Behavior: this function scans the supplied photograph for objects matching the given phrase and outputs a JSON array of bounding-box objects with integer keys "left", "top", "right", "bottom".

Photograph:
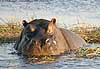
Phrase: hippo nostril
[
  {"left": 45, "top": 38, "right": 51, "bottom": 46},
  {"left": 45, "top": 38, "right": 57, "bottom": 46},
  {"left": 53, "top": 40, "right": 56, "bottom": 45},
  {"left": 46, "top": 38, "right": 50, "bottom": 43}
]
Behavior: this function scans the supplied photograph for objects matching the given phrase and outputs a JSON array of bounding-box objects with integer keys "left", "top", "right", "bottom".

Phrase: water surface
[
  {"left": 0, "top": 0, "right": 100, "bottom": 27},
  {"left": 0, "top": 43, "right": 100, "bottom": 69}
]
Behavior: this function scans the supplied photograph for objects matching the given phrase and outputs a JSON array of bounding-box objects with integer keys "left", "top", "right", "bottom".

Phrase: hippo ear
[
  {"left": 47, "top": 18, "right": 56, "bottom": 34},
  {"left": 22, "top": 20, "right": 28, "bottom": 27},
  {"left": 51, "top": 18, "right": 56, "bottom": 24}
]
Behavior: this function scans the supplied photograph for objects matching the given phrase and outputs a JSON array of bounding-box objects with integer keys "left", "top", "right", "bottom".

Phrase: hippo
[{"left": 14, "top": 18, "right": 86, "bottom": 57}]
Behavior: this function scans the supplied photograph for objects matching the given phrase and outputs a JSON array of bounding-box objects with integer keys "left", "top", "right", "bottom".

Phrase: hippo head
[
  {"left": 14, "top": 18, "right": 68, "bottom": 57},
  {"left": 22, "top": 18, "right": 57, "bottom": 48}
]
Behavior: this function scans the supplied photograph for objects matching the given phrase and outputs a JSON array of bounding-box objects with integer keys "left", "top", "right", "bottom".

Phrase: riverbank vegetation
[
  {"left": 0, "top": 23, "right": 100, "bottom": 43},
  {"left": 69, "top": 25, "right": 100, "bottom": 43},
  {"left": 0, "top": 23, "right": 22, "bottom": 43}
]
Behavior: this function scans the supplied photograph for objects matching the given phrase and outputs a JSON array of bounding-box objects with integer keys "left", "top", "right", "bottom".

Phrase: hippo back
[{"left": 60, "top": 28, "right": 86, "bottom": 51}]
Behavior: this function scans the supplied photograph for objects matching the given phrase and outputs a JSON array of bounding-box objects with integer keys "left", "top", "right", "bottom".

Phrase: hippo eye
[{"left": 29, "top": 25, "right": 36, "bottom": 32}]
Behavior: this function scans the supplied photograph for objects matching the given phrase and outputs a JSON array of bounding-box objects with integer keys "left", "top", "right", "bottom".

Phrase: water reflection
[{"left": 0, "top": 43, "right": 100, "bottom": 69}]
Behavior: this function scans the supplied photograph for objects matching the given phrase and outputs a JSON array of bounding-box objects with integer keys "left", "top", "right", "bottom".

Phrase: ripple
[{"left": 0, "top": 43, "right": 100, "bottom": 69}]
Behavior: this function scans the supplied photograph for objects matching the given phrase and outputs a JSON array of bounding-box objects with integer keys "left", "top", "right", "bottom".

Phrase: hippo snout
[
  {"left": 30, "top": 37, "right": 57, "bottom": 47},
  {"left": 45, "top": 38, "right": 57, "bottom": 46}
]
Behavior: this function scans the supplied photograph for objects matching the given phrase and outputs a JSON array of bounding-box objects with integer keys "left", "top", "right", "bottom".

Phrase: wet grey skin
[{"left": 14, "top": 18, "right": 87, "bottom": 57}]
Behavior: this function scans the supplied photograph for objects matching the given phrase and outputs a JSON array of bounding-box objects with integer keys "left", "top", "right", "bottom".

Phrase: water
[
  {"left": 0, "top": 0, "right": 100, "bottom": 27},
  {"left": 0, "top": 43, "right": 100, "bottom": 69}
]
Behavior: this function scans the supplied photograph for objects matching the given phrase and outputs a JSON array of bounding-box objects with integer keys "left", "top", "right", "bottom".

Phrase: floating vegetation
[
  {"left": 26, "top": 56, "right": 56, "bottom": 64},
  {"left": 75, "top": 47, "right": 100, "bottom": 58}
]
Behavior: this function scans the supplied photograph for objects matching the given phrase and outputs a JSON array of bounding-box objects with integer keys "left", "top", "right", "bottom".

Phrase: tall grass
[{"left": 0, "top": 17, "right": 22, "bottom": 43}]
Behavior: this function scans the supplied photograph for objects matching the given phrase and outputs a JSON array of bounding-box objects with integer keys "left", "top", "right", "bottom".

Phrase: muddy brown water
[{"left": 0, "top": 43, "right": 100, "bottom": 69}]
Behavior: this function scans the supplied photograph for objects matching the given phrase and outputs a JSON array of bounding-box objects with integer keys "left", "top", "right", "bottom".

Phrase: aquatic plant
[{"left": 75, "top": 47, "right": 100, "bottom": 58}]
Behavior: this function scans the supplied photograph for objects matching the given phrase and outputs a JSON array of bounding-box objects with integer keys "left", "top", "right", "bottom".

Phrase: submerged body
[{"left": 14, "top": 18, "right": 86, "bottom": 57}]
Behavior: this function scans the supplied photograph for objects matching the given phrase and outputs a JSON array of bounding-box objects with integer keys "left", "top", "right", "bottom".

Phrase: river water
[
  {"left": 0, "top": 43, "right": 100, "bottom": 69},
  {"left": 0, "top": 0, "right": 100, "bottom": 27},
  {"left": 0, "top": 0, "right": 100, "bottom": 69}
]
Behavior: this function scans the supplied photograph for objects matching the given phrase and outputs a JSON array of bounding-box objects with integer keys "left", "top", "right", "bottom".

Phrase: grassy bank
[
  {"left": 0, "top": 23, "right": 22, "bottom": 43},
  {"left": 0, "top": 23, "right": 100, "bottom": 43},
  {"left": 71, "top": 26, "right": 100, "bottom": 43}
]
